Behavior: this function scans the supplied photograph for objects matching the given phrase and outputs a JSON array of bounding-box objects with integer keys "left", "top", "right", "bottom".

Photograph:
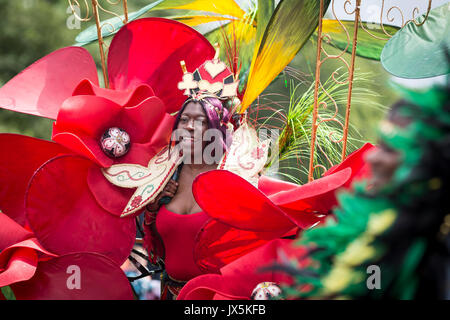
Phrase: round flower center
[{"left": 100, "top": 127, "right": 131, "bottom": 158}]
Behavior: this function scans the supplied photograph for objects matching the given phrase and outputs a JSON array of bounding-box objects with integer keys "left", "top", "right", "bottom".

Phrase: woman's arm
[{"left": 146, "top": 180, "right": 178, "bottom": 212}]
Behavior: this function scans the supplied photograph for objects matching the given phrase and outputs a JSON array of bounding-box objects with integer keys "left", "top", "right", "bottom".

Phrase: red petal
[
  {"left": 193, "top": 170, "right": 295, "bottom": 233},
  {"left": 72, "top": 80, "right": 165, "bottom": 142},
  {"left": 25, "top": 155, "right": 136, "bottom": 266},
  {"left": 0, "top": 213, "right": 33, "bottom": 251},
  {"left": 194, "top": 169, "right": 352, "bottom": 232},
  {"left": 0, "top": 236, "right": 59, "bottom": 287},
  {"left": 269, "top": 169, "right": 351, "bottom": 207},
  {"left": 52, "top": 130, "right": 113, "bottom": 168},
  {"left": 72, "top": 79, "right": 155, "bottom": 107},
  {"left": 270, "top": 168, "right": 352, "bottom": 228},
  {"left": 0, "top": 134, "right": 69, "bottom": 225},
  {"left": 0, "top": 247, "right": 37, "bottom": 287},
  {"left": 87, "top": 165, "right": 135, "bottom": 217},
  {"left": 54, "top": 95, "right": 122, "bottom": 138},
  {"left": 181, "top": 239, "right": 297, "bottom": 300},
  {"left": 324, "top": 142, "right": 374, "bottom": 187},
  {"left": 258, "top": 175, "right": 299, "bottom": 196},
  {"left": 107, "top": 18, "right": 215, "bottom": 113},
  {"left": 53, "top": 94, "right": 169, "bottom": 167},
  {"left": 0, "top": 238, "right": 57, "bottom": 273},
  {"left": 147, "top": 113, "right": 176, "bottom": 156},
  {"left": 177, "top": 274, "right": 242, "bottom": 300},
  {"left": 10, "top": 252, "right": 134, "bottom": 300},
  {"left": 120, "top": 97, "right": 166, "bottom": 143},
  {"left": 113, "top": 113, "right": 174, "bottom": 166},
  {"left": 194, "top": 219, "right": 286, "bottom": 274},
  {"left": 0, "top": 47, "right": 98, "bottom": 119}
]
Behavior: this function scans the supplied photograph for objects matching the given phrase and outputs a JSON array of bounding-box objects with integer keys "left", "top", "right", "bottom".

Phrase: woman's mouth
[{"left": 181, "top": 136, "right": 195, "bottom": 142}]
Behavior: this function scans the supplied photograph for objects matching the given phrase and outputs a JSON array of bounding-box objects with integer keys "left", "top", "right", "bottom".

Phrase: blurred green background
[{"left": 0, "top": 0, "right": 401, "bottom": 178}]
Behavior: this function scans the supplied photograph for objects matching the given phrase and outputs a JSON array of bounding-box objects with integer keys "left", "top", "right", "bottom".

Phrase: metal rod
[
  {"left": 341, "top": 0, "right": 361, "bottom": 161},
  {"left": 308, "top": 0, "right": 325, "bottom": 182},
  {"left": 92, "top": 0, "right": 109, "bottom": 88}
]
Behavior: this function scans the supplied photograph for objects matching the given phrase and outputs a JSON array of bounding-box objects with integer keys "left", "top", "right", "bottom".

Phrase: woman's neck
[{"left": 183, "top": 162, "right": 217, "bottom": 174}]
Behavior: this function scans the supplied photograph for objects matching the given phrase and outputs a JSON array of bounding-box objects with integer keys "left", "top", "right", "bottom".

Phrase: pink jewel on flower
[{"left": 100, "top": 127, "right": 131, "bottom": 158}]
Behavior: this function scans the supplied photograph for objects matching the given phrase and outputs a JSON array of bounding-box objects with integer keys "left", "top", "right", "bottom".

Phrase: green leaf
[
  {"left": 318, "top": 19, "right": 400, "bottom": 61},
  {"left": 1, "top": 286, "right": 16, "bottom": 300},
  {"left": 255, "top": 0, "right": 275, "bottom": 47},
  {"left": 74, "top": 0, "right": 164, "bottom": 46},
  {"left": 151, "top": 0, "right": 247, "bottom": 18},
  {"left": 240, "top": 0, "right": 332, "bottom": 111},
  {"left": 381, "top": 3, "right": 450, "bottom": 79}
]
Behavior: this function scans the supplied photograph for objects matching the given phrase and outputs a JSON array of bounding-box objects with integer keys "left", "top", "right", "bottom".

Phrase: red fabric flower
[
  {"left": 0, "top": 211, "right": 134, "bottom": 300},
  {"left": 192, "top": 143, "right": 374, "bottom": 273},
  {"left": 0, "top": 18, "right": 216, "bottom": 299}
]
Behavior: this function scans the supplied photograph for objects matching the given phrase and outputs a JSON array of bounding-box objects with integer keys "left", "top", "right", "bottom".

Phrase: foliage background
[{"left": 0, "top": 0, "right": 402, "bottom": 178}]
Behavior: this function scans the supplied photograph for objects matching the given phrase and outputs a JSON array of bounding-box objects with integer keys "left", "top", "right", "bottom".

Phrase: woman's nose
[{"left": 185, "top": 119, "right": 195, "bottom": 130}]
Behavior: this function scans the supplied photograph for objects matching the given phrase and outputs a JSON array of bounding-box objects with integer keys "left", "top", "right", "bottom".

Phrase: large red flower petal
[
  {"left": 193, "top": 170, "right": 295, "bottom": 233},
  {"left": 53, "top": 94, "right": 168, "bottom": 168},
  {"left": 52, "top": 129, "right": 113, "bottom": 168},
  {"left": 0, "top": 134, "right": 69, "bottom": 225},
  {"left": 181, "top": 239, "right": 298, "bottom": 300},
  {"left": 0, "top": 238, "right": 57, "bottom": 287},
  {"left": 107, "top": 18, "right": 215, "bottom": 113},
  {"left": 120, "top": 97, "right": 166, "bottom": 143},
  {"left": 87, "top": 166, "right": 135, "bottom": 217},
  {"left": 0, "top": 47, "right": 98, "bottom": 119},
  {"left": 257, "top": 176, "right": 299, "bottom": 196},
  {"left": 72, "top": 79, "right": 155, "bottom": 107},
  {"left": 324, "top": 142, "right": 374, "bottom": 187},
  {"left": 71, "top": 80, "right": 166, "bottom": 143},
  {"left": 193, "top": 169, "right": 351, "bottom": 232},
  {"left": 25, "top": 155, "right": 136, "bottom": 266},
  {"left": 271, "top": 168, "right": 351, "bottom": 228},
  {"left": 0, "top": 212, "right": 33, "bottom": 251},
  {"left": 0, "top": 247, "right": 37, "bottom": 288},
  {"left": 192, "top": 169, "right": 352, "bottom": 272},
  {"left": 54, "top": 95, "right": 122, "bottom": 138},
  {"left": 10, "top": 252, "right": 134, "bottom": 300}
]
